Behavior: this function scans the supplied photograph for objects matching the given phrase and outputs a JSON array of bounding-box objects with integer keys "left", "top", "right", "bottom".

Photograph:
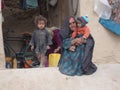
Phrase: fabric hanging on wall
[
  {"left": 19, "top": 0, "right": 27, "bottom": 10},
  {"left": 99, "top": 18, "right": 120, "bottom": 35},
  {"left": 96, "top": 0, "right": 120, "bottom": 36},
  {"left": 108, "top": 0, "right": 120, "bottom": 24},
  {"left": 26, "top": 0, "right": 38, "bottom": 8}
]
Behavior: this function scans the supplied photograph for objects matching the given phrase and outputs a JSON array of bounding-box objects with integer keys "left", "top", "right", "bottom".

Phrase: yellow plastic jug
[{"left": 49, "top": 53, "right": 61, "bottom": 67}]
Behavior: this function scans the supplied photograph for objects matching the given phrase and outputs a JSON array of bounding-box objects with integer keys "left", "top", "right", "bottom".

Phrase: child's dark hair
[{"left": 34, "top": 15, "right": 47, "bottom": 26}]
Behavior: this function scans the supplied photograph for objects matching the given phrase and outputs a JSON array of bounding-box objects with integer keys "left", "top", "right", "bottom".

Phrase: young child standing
[
  {"left": 69, "top": 16, "right": 90, "bottom": 51},
  {"left": 30, "top": 15, "right": 52, "bottom": 67}
]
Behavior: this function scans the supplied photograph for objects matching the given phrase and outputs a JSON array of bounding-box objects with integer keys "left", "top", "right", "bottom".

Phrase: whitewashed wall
[
  {"left": 80, "top": 0, "right": 120, "bottom": 64},
  {"left": 0, "top": 0, "right": 5, "bottom": 68}
]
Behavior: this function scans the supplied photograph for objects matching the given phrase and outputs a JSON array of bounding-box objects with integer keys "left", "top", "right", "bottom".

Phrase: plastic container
[
  {"left": 48, "top": 53, "right": 61, "bottom": 67},
  {"left": 94, "top": 0, "right": 112, "bottom": 19},
  {"left": 13, "top": 58, "right": 17, "bottom": 68},
  {"left": 6, "top": 57, "right": 12, "bottom": 68},
  {"left": 6, "top": 62, "right": 11, "bottom": 68}
]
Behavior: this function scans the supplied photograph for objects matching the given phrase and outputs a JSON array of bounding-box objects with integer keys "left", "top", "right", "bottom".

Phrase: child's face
[
  {"left": 77, "top": 21, "right": 82, "bottom": 27},
  {"left": 37, "top": 20, "right": 45, "bottom": 30}
]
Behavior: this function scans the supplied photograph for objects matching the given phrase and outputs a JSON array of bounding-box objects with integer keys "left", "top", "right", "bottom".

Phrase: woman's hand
[
  {"left": 72, "top": 38, "right": 82, "bottom": 45},
  {"left": 76, "top": 38, "right": 82, "bottom": 45}
]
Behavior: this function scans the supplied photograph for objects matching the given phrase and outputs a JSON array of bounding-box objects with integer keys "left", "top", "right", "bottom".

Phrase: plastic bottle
[
  {"left": 13, "top": 58, "right": 17, "bottom": 68},
  {"left": 6, "top": 57, "right": 12, "bottom": 68}
]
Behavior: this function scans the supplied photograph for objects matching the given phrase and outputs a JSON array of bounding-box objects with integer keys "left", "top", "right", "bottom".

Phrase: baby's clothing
[{"left": 72, "top": 26, "right": 90, "bottom": 39}]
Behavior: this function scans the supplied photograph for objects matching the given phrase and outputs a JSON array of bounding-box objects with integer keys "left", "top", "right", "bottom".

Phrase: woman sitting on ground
[{"left": 58, "top": 16, "right": 97, "bottom": 76}]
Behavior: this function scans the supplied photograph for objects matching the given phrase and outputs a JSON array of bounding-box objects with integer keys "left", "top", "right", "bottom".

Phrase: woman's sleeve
[{"left": 62, "top": 38, "right": 73, "bottom": 49}]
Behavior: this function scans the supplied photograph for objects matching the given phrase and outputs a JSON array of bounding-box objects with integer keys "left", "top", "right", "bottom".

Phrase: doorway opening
[{"left": 1, "top": 0, "right": 79, "bottom": 69}]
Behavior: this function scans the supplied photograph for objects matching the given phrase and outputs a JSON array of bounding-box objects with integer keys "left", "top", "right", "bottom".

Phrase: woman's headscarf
[{"left": 59, "top": 16, "right": 76, "bottom": 40}]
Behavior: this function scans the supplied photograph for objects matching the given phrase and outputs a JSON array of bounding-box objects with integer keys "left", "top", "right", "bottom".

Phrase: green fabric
[
  {"left": 26, "top": 0, "right": 38, "bottom": 8},
  {"left": 59, "top": 37, "right": 85, "bottom": 76}
]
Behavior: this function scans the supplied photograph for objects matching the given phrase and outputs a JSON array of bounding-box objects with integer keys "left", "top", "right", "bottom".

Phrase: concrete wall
[
  {"left": 0, "top": 64, "right": 120, "bottom": 90},
  {"left": 0, "top": 0, "right": 5, "bottom": 68},
  {"left": 80, "top": 0, "right": 120, "bottom": 64}
]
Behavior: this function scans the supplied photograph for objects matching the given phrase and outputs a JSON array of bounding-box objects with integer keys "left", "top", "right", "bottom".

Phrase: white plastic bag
[{"left": 94, "top": 0, "right": 112, "bottom": 19}]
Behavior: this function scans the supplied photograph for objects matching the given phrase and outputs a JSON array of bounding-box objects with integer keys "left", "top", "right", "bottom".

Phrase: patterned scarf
[{"left": 59, "top": 16, "right": 76, "bottom": 40}]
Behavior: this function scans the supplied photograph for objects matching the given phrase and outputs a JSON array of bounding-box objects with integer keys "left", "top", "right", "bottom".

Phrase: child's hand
[
  {"left": 31, "top": 46, "right": 34, "bottom": 51},
  {"left": 47, "top": 46, "right": 50, "bottom": 49}
]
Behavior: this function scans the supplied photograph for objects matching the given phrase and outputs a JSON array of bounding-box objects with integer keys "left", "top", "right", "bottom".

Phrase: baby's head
[
  {"left": 76, "top": 16, "right": 89, "bottom": 27},
  {"left": 34, "top": 15, "right": 47, "bottom": 30}
]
